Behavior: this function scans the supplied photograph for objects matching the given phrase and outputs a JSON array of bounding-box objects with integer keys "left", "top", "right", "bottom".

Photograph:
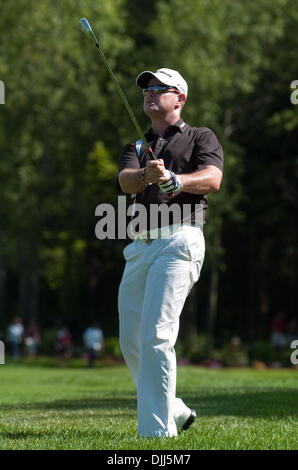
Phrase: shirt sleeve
[
  {"left": 118, "top": 143, "right": 141, "bottom": 173},
  {"left": 193, "top": 127, "right": 224, "bottom": 171}
]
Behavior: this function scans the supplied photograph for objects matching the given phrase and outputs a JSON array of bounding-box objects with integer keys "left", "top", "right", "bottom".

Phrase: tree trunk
[
  {"left": 245, "top": 227, "right": 257, "bottom": 341},
  {"left": 18, "top": 236, "right": 28, "bottom": 319},
  {"left": 0, "top": 254, "right": 7, "bottom": 316},
  {"left": 28, "top": 247, "right": 40, "bottom": 322},
  {"left": 205, "top": 228, "right": 221, "bottom": 357}
]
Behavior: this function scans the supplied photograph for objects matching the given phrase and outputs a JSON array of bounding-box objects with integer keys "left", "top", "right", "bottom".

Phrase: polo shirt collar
[
  {"left": 146, "top": 119, "right": 187, "bottom": 139},
  {"left": 174, "top": 118, "right": 187, "bottom": 133}
]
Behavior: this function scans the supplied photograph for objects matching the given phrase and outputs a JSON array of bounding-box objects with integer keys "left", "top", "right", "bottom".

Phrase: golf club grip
[
  {"left": 147, "top": 147, "right": 157, "bottom": 160},
  {"left": 147, "top": 147, "right": 175, "bottom": 197}
]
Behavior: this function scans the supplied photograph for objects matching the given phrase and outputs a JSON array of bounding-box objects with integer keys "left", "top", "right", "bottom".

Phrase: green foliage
[
  {"left": 177, "top": 335, "right": 290, "bottom": 367},
  {"left": 103, "top": 337, "right": 123, "bottom": 359},
  {"left": 150, "top": 0, "right": 285, "bottom": 126},
  {"left": 178, "top": 334, "right": 208, "bottom": 363},
  {"left": 219, "top": 342, "right": 250, "bottom": 367},
  {"left": 249, "top": 341, "right": 276, "bottom": 363},
  {"left": 0, "top": 0, "right": 133, "bottom": 324},
  {"left": 0, "top": 0, "right": 297, "bottom": 345},
  {"left": 39, "top": 328, "right": 59, "bottom": 355}
]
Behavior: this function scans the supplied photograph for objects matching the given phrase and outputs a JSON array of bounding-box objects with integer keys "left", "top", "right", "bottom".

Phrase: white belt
[{"left": 133, "top": 223, "right": 200, "bottom": 244}]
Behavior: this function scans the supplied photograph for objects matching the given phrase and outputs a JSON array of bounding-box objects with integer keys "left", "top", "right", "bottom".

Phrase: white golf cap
[{"left": 136, "top": 68, "right": 188, "bottom": 97}]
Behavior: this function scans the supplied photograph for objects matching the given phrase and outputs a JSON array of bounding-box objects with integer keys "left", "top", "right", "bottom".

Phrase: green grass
[{"left": 0, "top": 364, "right": 297, "bottom": 450}]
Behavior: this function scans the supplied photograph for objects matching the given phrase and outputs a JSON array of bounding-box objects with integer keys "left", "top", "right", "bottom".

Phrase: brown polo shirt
[{"left": 118, "top": 119, "right": 224, "bottom": 228}]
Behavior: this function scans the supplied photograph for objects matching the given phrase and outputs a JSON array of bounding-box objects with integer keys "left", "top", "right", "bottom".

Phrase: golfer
[{"left": 118, "top": 68, "right": 224, "bottom": 437}]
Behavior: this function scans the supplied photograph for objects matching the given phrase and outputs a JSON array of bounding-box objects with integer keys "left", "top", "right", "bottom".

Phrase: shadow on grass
[
  {"left": 0, "top": 430, "right": 55, "bottom": 440},
  {"left": 1, "top": 388, "right": 297, "bottom": 418},
  {"left": 180, "top": 388, "right": 298, "bottom": 418},
  {"left": 0, "top": 428, "right": 128, "bottom": 441},
  {"left": 1, "top": 395, "right": 137, "bottom": 413}
]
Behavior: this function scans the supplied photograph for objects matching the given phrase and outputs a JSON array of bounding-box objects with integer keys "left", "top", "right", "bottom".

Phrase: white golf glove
[{"left": 158, "top": 170, "right": 183, "bottom": 195}]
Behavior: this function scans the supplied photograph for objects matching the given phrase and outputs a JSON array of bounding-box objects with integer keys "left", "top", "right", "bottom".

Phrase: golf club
[{"left": 80, "top": 18, "right": 156, "bottom": 160}]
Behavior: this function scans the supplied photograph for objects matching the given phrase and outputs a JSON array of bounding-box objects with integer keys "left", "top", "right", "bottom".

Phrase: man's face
[{"left": 143, "top": 77, "right": 184, "bottom": 118}]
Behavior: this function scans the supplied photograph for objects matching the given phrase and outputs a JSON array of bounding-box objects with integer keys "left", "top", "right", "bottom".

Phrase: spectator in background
[
  {"left": 83, "top": 322, "right": 104, "bottom": 368},
  {"left": 24, "top": 321, "right": 40, "bottom": 358},
  {"left": 56, "top": 325, "right": 72, "bottom": 367},
  {"left": 221, "top": 336, "right": 249, "bottom": 367},
  {"left": 7, "top": 317, "right": 24, "bottom": 361},
  {"left": 270, "top": 313, "right": 288, "bottom": 348}
]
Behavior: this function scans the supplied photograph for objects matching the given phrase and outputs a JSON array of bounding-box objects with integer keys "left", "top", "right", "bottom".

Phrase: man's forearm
[
  {"left": 180, "top": 167, "right": 222, "bottom": 195},
  {"left": 119, "top": 159, "right": 166, "bottom": 193},
  {"left": 118, "top": 168, "right": 146, "bottom": 194},
  {"left": 119, "top": 165, "right": 222, "bottom": 195}
]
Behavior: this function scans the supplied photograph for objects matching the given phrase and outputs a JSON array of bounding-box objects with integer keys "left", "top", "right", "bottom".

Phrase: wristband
[
  {"left": 141, "top": 168, "right": 151, "bottom": 187},
  {"left": 158, "top": 170, "right": 183, "bottom": 195}
]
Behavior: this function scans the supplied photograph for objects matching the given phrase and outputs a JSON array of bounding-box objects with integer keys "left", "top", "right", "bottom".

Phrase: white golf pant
[{"left": 118, "top": 224, "right": 205, "bottom": 437}]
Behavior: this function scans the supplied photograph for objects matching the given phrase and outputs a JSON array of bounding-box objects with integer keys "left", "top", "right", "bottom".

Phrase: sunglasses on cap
[{"left": 143, "top": 85, "right": 180, "bottom": 95}]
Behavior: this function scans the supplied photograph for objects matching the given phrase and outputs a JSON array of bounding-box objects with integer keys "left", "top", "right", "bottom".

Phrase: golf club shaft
[{"left": 81, "top": 18, "right": 155, "bottom": 160}]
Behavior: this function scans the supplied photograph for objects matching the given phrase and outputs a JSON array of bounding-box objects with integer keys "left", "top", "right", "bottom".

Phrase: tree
[
  {"left": 0, "top": 0, "right": 134, "bottom": 330},
  {"left": 146, "top": 0, "right": 292, "bottom": 349}
]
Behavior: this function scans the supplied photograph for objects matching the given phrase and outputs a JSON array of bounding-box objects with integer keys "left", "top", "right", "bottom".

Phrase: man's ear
[{"left": 176, "top": 93, "right": 186, "bottom": 109}]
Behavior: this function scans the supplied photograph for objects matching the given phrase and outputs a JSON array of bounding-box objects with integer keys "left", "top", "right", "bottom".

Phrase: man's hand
[
  {"left": 118, "top": 159, "right": 169, "bottom": 194},
  {"left": 144, "top": 159, "right": 183, "bottom": 195},
  {"left": 158, "top": 170, "right": 183, "bottom": 195},
  {"left": 144, "top": 159, "right": 166, "bottom": 184}
]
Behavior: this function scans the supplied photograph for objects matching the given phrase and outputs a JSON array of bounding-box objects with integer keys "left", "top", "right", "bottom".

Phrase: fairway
[{"left": 0, "top": 364, "right": 297, "bottom": 450}]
